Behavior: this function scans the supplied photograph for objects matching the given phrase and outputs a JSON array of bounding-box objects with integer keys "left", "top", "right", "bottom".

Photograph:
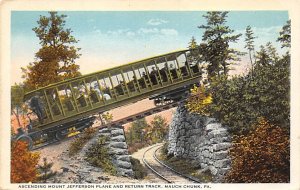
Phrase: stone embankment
[{"left": 168, "top": 103, "right": 231, "bottom": 182}]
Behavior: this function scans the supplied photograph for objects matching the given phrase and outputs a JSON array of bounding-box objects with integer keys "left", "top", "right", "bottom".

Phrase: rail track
[{"left": 142, "top": 144, "right": 200, "bottom": 183}]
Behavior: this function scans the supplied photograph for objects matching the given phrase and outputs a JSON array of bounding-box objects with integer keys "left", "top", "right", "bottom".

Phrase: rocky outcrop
[{"left": 168, "top": 103, "right": 231, "bottom": 182}]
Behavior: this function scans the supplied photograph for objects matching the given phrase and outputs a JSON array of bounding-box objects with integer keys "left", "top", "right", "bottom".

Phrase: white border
[{"left": 1, "top": 0, "right": 299, "bottom": 190}]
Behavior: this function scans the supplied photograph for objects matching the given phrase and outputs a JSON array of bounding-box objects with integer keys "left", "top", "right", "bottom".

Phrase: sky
[{"left": 11, "top": 11, "right": 289, "bottom": 84}]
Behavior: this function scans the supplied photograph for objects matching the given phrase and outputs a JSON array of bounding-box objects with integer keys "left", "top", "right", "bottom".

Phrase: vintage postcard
[{"left": 1, "top": 0, "right": 300, "bottom": 190}]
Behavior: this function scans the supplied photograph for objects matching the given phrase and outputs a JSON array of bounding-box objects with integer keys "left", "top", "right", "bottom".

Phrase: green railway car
[{"left": 17, "top": 49, "right": 203, "bottom": 149}]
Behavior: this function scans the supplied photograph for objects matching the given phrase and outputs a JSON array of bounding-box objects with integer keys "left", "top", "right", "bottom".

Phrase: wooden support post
[
  {"left": 175, "top": 55, "right": 183, "bottom": 80},
  {"left": 132, "top": 66, "right": 141, "bottom": 92},
  {"left": 184, "top": 52, "right": 193, "bottom": 77},
  {"left": 108, "top": 73, "right": 118, "bottom": 100},
  {"left": 83, "top": 80, "right": 94, "bottom": 108},
  {"left": 95, "top": 76, "right": 106, "bottom": 104},
  {"left": 43, "top": 90, "right": 53, "bottom": 120},
  {"left": 143, "top": 63, "right": 153, "bottom": 89},
  {"left": 121, "top": 70, "right": 130, "bottom": 97},
  {"left": 154, "top": 60, "right": 163, "bottom": 85},
  {"left": 69, "top": 83, "right": 79, "bottom": 112},
  {"left": 164, "top": 57, "right": 173, "bottom": 83},
  {"left": 55, "top": 87, "right": 66, "bottom": 116}
]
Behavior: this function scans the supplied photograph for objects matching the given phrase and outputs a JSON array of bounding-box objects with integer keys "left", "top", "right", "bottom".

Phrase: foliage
[
  {"left": 11, "top": 84, "right": 26, "bottom": 127},
  {"left": 159, "top": 145, "right": 212, "bottom": 183},
  {"left": 186, "top": 85, "right": 212, "bottom": 116},
  {"left": 68, "top": 127, "right": 97, "bottom": 156},
  {"left": 225, "top": 118, "right": 290, "bottom": 183},
  {"left": 126, "top": 118, "right": 148, "bottom": 145},
  {"left": 146, "top": 115, "right": 168, "bottom": 144},
  {"left": 187, "top": 45, "right": 290, "bottom": 135},
  {"left": 130, "top": 157, "right": 147, "bottom": 179},
  {"left": 126, "top": 116, "right": 168, "bottom": 153},
  {"left": 11, "top": 141, "right": 40, "bottom": 183},
  {"left": 198, "top": 11, "right": 244, "bottom": 80},
  {"left": 85, "top": 136, "right": 117, "bottom": 175},
  {"left": 22, "top": 11, "right": 81, "bottom": 91},
  {"left": 101, "top": 112, "right": 113, "bottom": 124},
  {"left": 37, "top": 158, "right": 57, "bottom": 182},
  {"left": 277, "top": 20, "right": 291, "bottom": 48}
]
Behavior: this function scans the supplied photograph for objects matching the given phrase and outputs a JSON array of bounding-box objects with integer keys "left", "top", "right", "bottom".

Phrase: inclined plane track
[{"left": 142, "top": 144, "right": 200, "bottom": 183}]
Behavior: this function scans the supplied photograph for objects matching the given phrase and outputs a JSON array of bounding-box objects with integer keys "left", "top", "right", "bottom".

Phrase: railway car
[{"left": 16, "top": 49, "right": 203, "bottom": 149}]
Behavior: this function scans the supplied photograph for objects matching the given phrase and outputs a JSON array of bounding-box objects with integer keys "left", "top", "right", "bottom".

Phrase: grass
[
  {"left": 68, "top": 127, "right": 97, "bottom": 156},
  {"left": 130, "top": 157, "right": 147, "bottom": 179},
  {"left": 158, "top": 142, "right": 213, "bottom": 183},
  {"left": 85, "top": 135, "right": 117, "bottom": 175}
]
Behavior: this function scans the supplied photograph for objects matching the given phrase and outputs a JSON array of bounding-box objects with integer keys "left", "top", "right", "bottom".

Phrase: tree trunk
[{"left": 12, "top": 109, "right": 21, "bottom": 128}]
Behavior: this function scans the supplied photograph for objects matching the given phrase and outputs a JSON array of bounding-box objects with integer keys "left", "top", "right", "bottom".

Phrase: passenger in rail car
[
  {"left": 93, "top": 83, "right": 102, "bottom": 98},
  {"left": 29, "top": 92, "right": 45, "bottom": 124},
  {"left": 150, "top": 67, "right": 158, "bottom": 85},
  {"left": 103, "top": 93, "right": 111, "bottom": 100}
]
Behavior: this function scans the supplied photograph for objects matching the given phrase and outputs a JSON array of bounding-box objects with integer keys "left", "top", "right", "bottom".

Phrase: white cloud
[
  {"left": 147, "top": 18, "right": 168, "bottom": 26},
  {"left": 138, "top": 28, "right": 159, "bottom": 34},
  {"left": 160, "top": 29, "right": 178, "bottom": 36},
  {"left": 107, "top": 29, "right": 130, "bottom": 36},
  {"left": 137, "top": 27, "right": 178, "bottom": 36}
]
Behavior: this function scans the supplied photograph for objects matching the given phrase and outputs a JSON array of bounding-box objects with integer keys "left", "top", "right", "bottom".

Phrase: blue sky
[{"left": 11, "top": 11, "right": 289, "bottom": 83}]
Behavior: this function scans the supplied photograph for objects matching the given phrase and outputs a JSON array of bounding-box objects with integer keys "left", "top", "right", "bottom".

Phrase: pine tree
[
  {"left": 188, "top": 36, "right": 198, "bottom": 49},
  {"left": 37, "top": 158, "right": 57, "bottom": 182},
  {"left": 255, "top": 45, "right": 269, "bottom": 66},
  {"left": 187, "top": 36, "right": 201, "bottom": 65},
  {"left": 22, "top": 12, "right": 81, "bottom": 91},
  {"left": 198, "top": 11, "right": 243, "bottom": 80},
  {"left": 244, "top": 26, "right": 256, "bottom": 67},
  {"left": 277, "top": 20, "right": 291, "bottom": 48}
]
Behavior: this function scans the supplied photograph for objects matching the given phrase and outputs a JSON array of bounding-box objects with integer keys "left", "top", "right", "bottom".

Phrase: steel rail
[{"left": 142, "top": 144, "right": 173, "bottom": 183}]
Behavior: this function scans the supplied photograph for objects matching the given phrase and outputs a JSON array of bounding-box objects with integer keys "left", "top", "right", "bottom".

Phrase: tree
[
  {"left": 186, "top": 85, "right": 212, "bottom": 116},
  {"left": 186, "top": 43, "right": 290, "bottom": 134},
  {"left": 244, "top": 26, "right": 256, "bottom": 68},
  {"left": 188, "top": 36, "right": 198, "bottom": 49},
  {"left": 226, "top": 118, "right": 289, "bottom": 183},
  {"left": 37, "top": 158, "right": 57, "bottom": 182},
  {"left": 147, "top": 115, "right": 168, "bottom": 143},
  {"left": 126, "top": 118, "right": 149, "bottom": 144},
  {"left": 255, "top": 45, "right": 271, "bottom": 66},
  {"left": 198, "top": 11, "right": 243, "bottom": 79},
  {"left": 277, "top": 20, "right": 291, "bottom": 48},
  {"left": 11, "top": 84, "right": 26, "bottom": 128},
  {"left": 22, "top": 11, "right": 81, "bottom": 91},
  {"left": 11, "top": 141, "right": 40, "bottom": 183},
  {"left": 255, "top": 42, "right": 279, "bottom": 66}
]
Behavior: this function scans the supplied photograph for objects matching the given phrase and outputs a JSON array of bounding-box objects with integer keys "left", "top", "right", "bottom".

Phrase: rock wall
[
  {"left": 168, "top": 104, "right": 231, "bottom": 182},
  {"left": 97, "top": 126, "right": 134, "bottom": 177}
]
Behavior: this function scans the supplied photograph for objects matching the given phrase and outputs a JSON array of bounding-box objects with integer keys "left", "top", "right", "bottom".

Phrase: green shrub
[
  {"left": 85, "top": 136, "right": 117, "bottom": 175},
  {"left": 68, "top": 127, "right": 97, "bottom": 156},
  {"left": 158, "top": 143, "right": 212, "bottom": 182},
  {"left": 130, "top": 157, "right": 147, "bottom": 179}
]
